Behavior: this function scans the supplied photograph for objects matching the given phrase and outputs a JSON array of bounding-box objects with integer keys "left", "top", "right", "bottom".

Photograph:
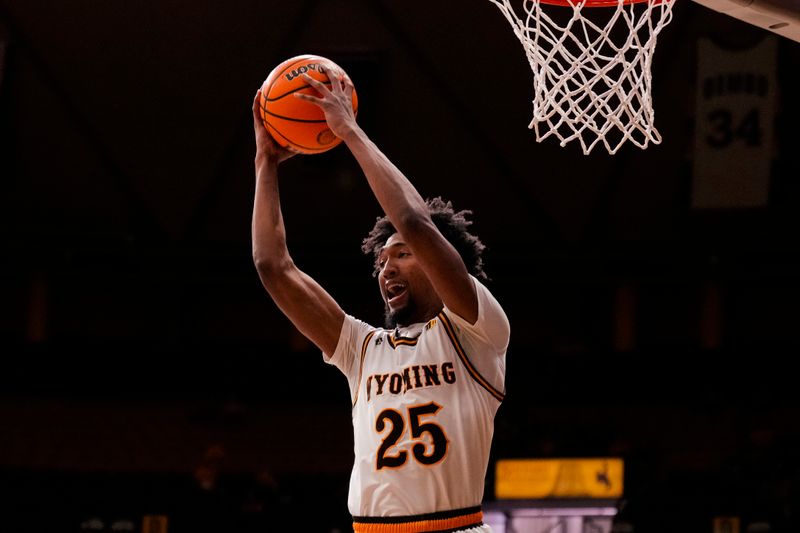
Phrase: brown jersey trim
[
  {"left": 353, "top": 330, "right": 377, "bottom": 408},
  {"left": 387, "top": 329, "right": 420, "bottom": 349},
  {"left": 353, "top": 506, "right": 482, "bottom": 532},
  {"left": 438, "top": 311, "right": 505, "bottom": 402}
]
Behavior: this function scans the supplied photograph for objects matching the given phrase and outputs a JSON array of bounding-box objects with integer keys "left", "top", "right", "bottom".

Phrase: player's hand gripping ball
[{"left": 258, "top": 54, "right": 358, "bottom": 154}]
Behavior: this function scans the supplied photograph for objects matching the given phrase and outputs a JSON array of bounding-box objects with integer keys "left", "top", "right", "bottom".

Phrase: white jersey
[{"left": 325, "top": 276, "right": 509, "bottom": 530}]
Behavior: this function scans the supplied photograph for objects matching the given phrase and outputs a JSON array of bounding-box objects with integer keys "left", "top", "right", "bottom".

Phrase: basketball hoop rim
[{"left": 537, "top": 0, "right": 671, "bottom": 8}]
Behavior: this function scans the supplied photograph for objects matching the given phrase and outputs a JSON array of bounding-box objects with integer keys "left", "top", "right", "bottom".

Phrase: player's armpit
[{"left": 256, "top": 260, "right": 345, "bottom": 356}]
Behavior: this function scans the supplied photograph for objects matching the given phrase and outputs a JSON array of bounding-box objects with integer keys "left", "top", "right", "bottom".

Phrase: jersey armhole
[
  {"left": 352, "top": 330, "right": 378, "bottom": 408},
  {"left": 438, "top": 311, "right": 505, "bottom": 402}
]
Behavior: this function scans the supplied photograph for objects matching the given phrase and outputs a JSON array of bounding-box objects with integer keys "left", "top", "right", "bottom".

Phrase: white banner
[{"left": 692, "top": 37, "right": 777, "bottom": 209}]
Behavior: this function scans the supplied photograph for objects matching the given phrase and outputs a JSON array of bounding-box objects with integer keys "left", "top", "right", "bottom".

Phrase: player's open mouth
[{"left": 386, "top": 282, "right": 407, "bottom": 307}]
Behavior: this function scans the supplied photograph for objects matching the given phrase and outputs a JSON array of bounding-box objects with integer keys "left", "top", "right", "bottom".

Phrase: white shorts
[{"left": 457, "top": 525, "right": 493, "bottom": 533}]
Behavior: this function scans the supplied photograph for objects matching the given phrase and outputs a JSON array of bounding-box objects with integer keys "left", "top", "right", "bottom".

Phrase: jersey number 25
[{"left": 375, "top": 402, "right": 449, "bottom": 470}]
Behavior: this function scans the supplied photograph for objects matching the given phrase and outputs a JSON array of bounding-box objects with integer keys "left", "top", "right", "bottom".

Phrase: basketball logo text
[{"left": 285, "top": 63, "right": 326, "bottom": 82}]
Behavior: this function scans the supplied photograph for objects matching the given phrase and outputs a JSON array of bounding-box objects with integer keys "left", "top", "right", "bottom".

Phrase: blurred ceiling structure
[{"left": 0, "top": 0, "right": 798, "bottom": 395}]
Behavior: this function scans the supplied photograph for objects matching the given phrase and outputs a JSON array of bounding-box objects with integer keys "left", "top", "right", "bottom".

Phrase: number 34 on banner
[{"left": 692, "top": 37, "right": 777, "bottom": 210}]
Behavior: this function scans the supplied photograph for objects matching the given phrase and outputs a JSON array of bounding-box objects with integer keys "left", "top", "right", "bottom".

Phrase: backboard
[{"left": 691, "top": 0, "right": 800, "bottom": 42}]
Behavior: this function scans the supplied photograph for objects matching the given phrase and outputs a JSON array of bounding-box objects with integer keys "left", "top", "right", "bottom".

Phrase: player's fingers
[
  {"left": 302, "top": 73, "right": 331, "bottom": 96},
  {"left": 294, "top": 92, "right": 324, "bottom": 105},
  {"left": 326, "top": 67, "right": 345, "bottom": 93},
  {"left": 340, "top": 75, "right": 354, "bottom": 97},
  {"left": 252, "top": 91, "right": 263, "bottom": 125}
]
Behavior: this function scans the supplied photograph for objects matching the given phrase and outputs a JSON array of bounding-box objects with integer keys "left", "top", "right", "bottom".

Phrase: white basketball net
[{"left": 488, "top": 0, "right": 675, "bottom": 154}]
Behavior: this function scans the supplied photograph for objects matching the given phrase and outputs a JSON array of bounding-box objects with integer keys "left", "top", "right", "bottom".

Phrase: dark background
[{"left": 1, "top": 0, "right": 799, "bottom": 531}]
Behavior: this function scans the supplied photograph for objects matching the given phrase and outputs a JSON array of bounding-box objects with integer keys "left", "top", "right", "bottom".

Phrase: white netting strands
[{"left": 488, "top": 0, "right": 676, "bottom": 154}]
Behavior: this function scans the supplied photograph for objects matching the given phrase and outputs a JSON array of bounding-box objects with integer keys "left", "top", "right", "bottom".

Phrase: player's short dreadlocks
[{"left": 361, "top": 197, "right": 488, "bottom": 280}]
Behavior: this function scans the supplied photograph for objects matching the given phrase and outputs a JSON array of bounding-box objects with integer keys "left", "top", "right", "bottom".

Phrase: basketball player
[{"left": 251, "top": 67, "right": 508, "bottom": 533}]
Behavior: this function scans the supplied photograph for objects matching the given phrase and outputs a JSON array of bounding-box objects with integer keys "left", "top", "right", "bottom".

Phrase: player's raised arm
[
  {"left": 251, "top": 91, "right": 345, "bottom": 356},
  {"left": 297, "top": 72, "right": 478, "bottom": 324}
]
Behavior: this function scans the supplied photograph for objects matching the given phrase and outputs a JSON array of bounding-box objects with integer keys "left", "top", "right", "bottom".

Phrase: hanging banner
[
  {"left": 495, "top": 458, "right": 624, "bottom": 499},
  {"left": 692, "top": 37, "right": 777, "bottom": 209}
]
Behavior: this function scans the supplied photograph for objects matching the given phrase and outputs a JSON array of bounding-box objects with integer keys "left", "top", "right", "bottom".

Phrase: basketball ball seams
[
  {"left": 265, "top": 120, "right": 329, "bottom": 153},
  {"left": 265, "top": 81, "right": 333, "bottom": 102},
  {"left": 262, "top": 107, "right": 329, "bottom": 124}
]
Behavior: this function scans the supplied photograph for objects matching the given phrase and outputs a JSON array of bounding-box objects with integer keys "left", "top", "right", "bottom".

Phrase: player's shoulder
[{"left": 441, "top": 276, "right": 510, "bottom": 351}]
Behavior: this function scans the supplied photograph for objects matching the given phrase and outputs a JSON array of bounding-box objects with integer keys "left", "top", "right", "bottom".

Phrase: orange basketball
[{"left": 259, "top": 54, "right": 358, "bottom": 155}]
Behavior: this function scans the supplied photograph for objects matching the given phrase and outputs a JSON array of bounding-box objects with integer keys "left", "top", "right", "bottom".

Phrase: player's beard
[{"left": 384, "top": 299, "right": 417, "bottom": 329}]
